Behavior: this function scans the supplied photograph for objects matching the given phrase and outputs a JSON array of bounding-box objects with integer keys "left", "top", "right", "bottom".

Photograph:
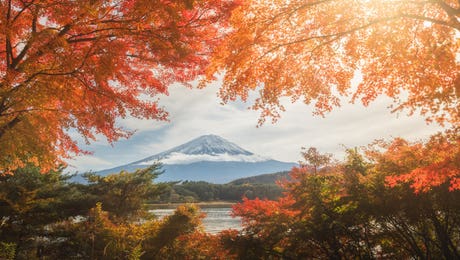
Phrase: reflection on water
[{"left": 150, "top": 208, "right": 241, "bottom": 234}]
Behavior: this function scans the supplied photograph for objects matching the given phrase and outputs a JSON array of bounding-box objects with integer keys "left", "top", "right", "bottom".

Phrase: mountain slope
[
  {"left": 130, "top": 134, "right": 267, "bottom": 165},
  {"left": 94, "top": 135, "right": 296, "bottom": 183},
  {"left": 229, "top": 171, "right": 291, "bottom": 185}
]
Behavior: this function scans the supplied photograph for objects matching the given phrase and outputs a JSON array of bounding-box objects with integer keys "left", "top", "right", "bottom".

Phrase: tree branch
[
  {"left": 255, "top": 12, "right": 459, "bottom": 63},
  {"left": 11, "top": 0, "right": 34, "bottom": 24},
  {"left": 435, "top": 0, "right": 460, "bottom": 16},
  {"left": 66, "top": 26, "right": 137, "bottom": 43},
  {"left": 6, "top": 0, "right": 13, "bottom": 68},
  {"left": 8, "top": 42, "right": 95, "bottom": 97},
  {"left": 0, "top": 116, "right": 21, "bottom": 139},
  {"left": 400, "top": 13, "right": 460, "bottom": 30},
  {"left": 256, "top": 16, "right": 401, "bottom": 62}
]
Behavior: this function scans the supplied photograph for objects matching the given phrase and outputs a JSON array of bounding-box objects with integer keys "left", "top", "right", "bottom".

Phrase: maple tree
[
  {"left": 207, "top": 0, "right": 460, "bottom": 125},
  {"left": 369, "top": 127, "right": 460, "bottom": 192},
  {"left": 300, "top": 146, "right": 333, "bottom": 173},
  {"left": 228, "top": 146, "right": 460, "bottom": 259},
  {"left": 163, "top": 231, "right": 235, "bottom": 259},
  {"left": 0, "top": 0, "right": 238, "bottom": 172}
]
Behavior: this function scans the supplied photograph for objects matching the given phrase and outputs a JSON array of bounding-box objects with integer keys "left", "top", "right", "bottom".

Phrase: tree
[
  {"left": 369, "top": 127, "right": 460, "bottom": 192},
  {"left": 0, "top": 165, "right": 92, "bottom": 259},
  {"left": 227, "top": 144, "right": 460, "bottom": 259},
  {"left": 0, "top": 242, "right": 15, "bottom": 260},
  {"left": 207, "top": 0, "right": 460, "bottom": 125},
  {"left": 54, "top": 203, "right": 206, "bottom": 259},
  {"left": 0, "top": 0, "right": 238, "bottom": 172},
  {"left": 300, "top": 146, "right": 333, "bottom": 174},
  {"left": 161, "top": 231, "right": 235, "bottom": 259},
  {"left": 142, "top": 204, "right": 205, "bottom": 259},
  {"left": 84, "top": 164, "right": 168, "bottom": 221},
  {"left": 0, "top": 165, "right": 212, "bottom": 259}
]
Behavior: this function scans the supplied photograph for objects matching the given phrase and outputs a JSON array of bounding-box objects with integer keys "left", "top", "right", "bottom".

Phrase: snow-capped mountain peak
[
  {"left": 93, "top": 134, "right": 297, "bottom": 183},
  {"left": 163, "top": 134, "right": 252, "bottom": 156},
  {"left": 132, "top": 134, "right": 267, "bottom": 165}
]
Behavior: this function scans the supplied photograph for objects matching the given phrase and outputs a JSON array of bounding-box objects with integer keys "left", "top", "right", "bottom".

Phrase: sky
[{"left": 66, "top": 79, "right": 445, "bottom": 174}]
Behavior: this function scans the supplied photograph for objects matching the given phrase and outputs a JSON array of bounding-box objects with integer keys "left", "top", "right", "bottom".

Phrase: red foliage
[
  {"left": 369, "top": 129, "right": 460, "bottom": 192},
  {"left": 233, "top": 196, "right": 298, "bottom": 227},
  {"left": 0, "top": 0, "right": 238, "bottom": 172}
]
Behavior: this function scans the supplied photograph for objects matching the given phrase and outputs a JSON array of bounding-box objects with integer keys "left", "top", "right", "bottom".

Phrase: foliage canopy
[
  {"left": 0, "top": 0, "right": 237, "bottom": 172},
  {"left": 227, "top": 138, "right": 460, "bottom": 259},
  {"left": 208, "top": 0, "right": 460, "bottom": 125}
]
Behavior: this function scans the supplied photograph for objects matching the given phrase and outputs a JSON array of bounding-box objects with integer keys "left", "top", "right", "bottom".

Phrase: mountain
[
  {"left": 94, "top": 134, "right": 296, "bottom": 183},
  {"left": 229, "top": 171, "right": 291, "bottom": 185},
  {"left": 131, "top": 134, "right": 264, "bottom": 165}
]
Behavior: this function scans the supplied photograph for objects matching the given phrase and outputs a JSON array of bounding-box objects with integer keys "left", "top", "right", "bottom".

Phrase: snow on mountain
[
  {"left": 92, "top": 134, "right": 296, "bottom": 184},
  {"left": 160, "top": 134, "right": 252, "bottom": 156},
  {"left": 132, "top": 134, "right": 267, "bottom": 165}
]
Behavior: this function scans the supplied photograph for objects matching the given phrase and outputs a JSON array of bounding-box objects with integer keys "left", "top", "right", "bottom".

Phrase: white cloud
[
  {"left": 66, "top": 155, "right": 114, "bottom": 173},
  {"left": 71, "top": 79, "right": 446, "bottom": 172},
  {"left": 117, "top": 117, "right": 169, "bottom": 132},
  {"left": 138, "top": 152, "right": 269, "bottom": 165}
]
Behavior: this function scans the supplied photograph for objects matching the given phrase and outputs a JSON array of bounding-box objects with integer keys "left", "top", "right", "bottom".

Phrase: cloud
[
  {"left": 70, "top": 79, "right": 446, "bottom": 172},
  {"left": 138, "top": 152, "right": 269, "bottom": 165},
  {"left": 66, "top": 155, "right": 114, "bottom": 173}
]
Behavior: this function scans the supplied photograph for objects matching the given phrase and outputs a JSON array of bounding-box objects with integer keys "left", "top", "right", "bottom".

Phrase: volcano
[{"left": 95, "top": 134, "right": 296, "bottom": 183}]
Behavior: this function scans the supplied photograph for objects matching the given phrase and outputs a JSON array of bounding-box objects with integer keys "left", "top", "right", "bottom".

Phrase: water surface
[{"left": 150, "top": 207, "right": 241, "bottom": 234}]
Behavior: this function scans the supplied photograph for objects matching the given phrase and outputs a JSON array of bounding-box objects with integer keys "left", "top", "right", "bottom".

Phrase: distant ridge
[
  {"left": 229, "top": 171, "right": 291, "bottom": 185},
  {"left": 93, "top": 135, "right": 297, "bottom": 184}
]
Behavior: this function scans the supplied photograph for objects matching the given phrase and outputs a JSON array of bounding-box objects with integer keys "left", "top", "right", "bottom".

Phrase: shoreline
[{"left": 146, "top": 201, "right": 237, "bottom": 209}]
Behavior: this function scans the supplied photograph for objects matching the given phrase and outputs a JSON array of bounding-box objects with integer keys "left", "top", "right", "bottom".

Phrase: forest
[
  {"left": 1, "top": 0, "right": 459, "bottom": 259},
  {"left": 155, "top": 172, "right": 287, "bottom": 203}
]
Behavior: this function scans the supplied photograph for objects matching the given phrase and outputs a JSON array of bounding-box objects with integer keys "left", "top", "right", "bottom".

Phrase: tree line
[{"left": 156, "top": 178, "right": 286, "bottom": 203}]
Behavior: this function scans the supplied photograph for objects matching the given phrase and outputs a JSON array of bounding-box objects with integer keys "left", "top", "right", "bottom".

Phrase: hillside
[{"left": 229, "top": 171, "right": 291, "bottom": 185}]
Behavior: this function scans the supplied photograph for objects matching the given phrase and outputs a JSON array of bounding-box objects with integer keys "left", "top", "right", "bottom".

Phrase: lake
[{"left": 150, "top": 207, "right": 242, "bottom": 234}]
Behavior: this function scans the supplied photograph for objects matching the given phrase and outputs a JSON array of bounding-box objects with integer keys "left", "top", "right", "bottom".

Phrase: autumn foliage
[
  {"left": 208, "top": 0, "right": 460, "bottom": 125},
  {"left": 0, "top": 0, "right": 238, "bottom": 172},
  {"left": 371, "top": 127, "right": 460, "bottom": 192},
  {"left": 229, "top": 137, "right": 460, "bottom": 259},
  {"left": 2, "top": 0, "right": 460, "bottom": 258}
]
